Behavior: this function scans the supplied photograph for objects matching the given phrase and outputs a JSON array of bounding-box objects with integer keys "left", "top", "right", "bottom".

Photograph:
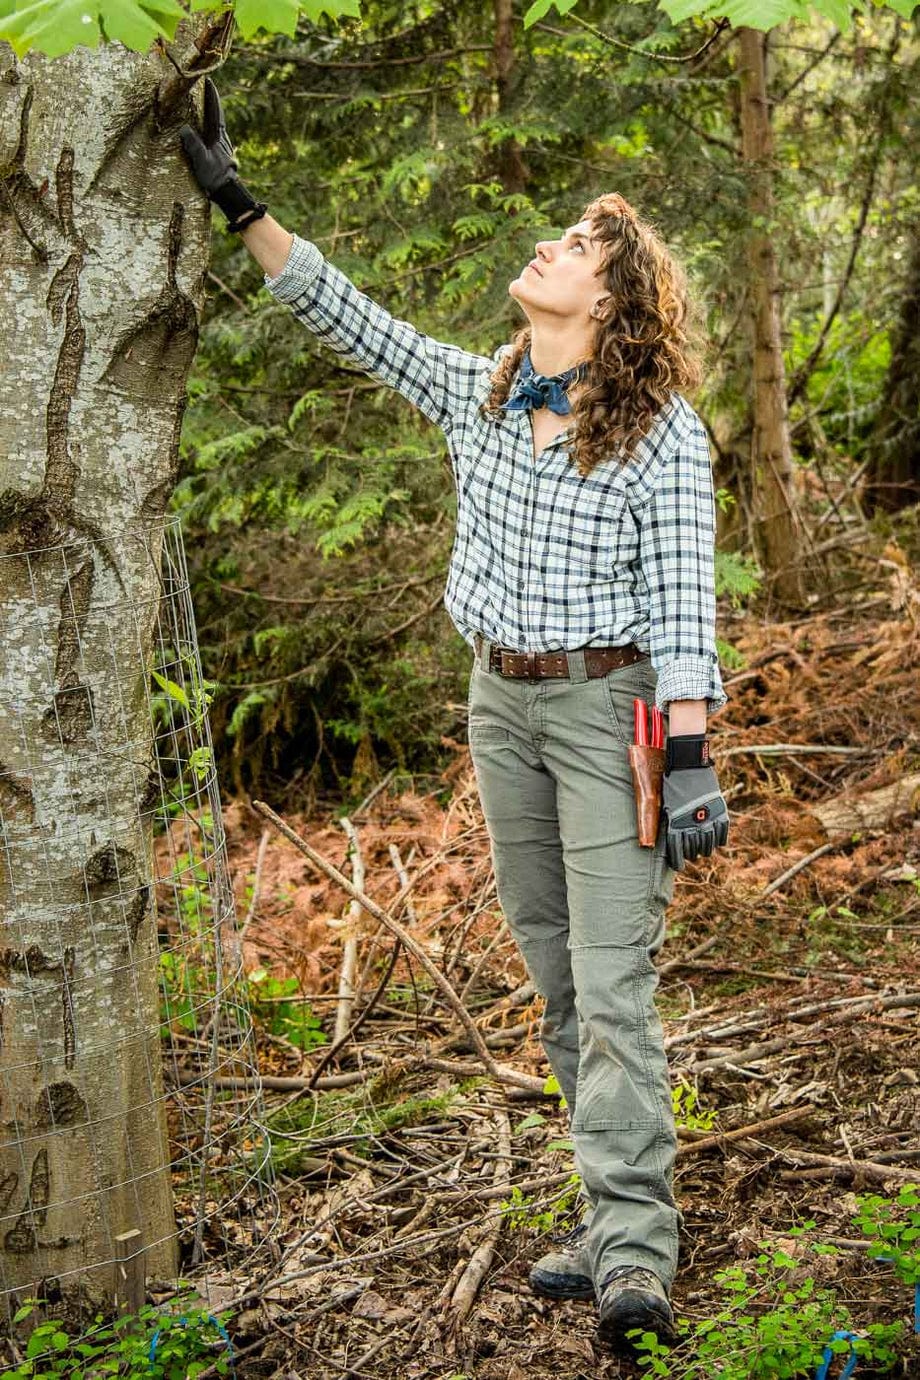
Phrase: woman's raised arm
[
  {"left": 240, "top": 214, "right": 294, "bottom": 280},
  {"left": 180, "top": 80, "right": 495, "bottom": 435}
]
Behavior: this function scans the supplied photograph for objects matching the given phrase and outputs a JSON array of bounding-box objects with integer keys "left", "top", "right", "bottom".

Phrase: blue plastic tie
[
  {"left": 814, "top": 1329, "right": 861, "bottom": 1380},
  {"left": 875, "top": 1254, "right": 920, "bottom": 1335},
  {"left": 148, "top": 1312, "right": 235, "bottom": 1376}
]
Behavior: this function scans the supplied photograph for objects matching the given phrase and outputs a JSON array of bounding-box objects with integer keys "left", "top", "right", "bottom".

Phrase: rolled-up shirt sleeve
[
  {"left": 263, "top": 233, "right": 491, "bottom": 435},
  {"left": 638, "top": 413, "right": 728, "bottom": 715}
]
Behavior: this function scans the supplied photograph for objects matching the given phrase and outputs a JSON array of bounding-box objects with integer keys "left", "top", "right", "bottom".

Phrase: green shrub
[{"left": 7, "top": 1292, "right": 233, "bottom": 1379}]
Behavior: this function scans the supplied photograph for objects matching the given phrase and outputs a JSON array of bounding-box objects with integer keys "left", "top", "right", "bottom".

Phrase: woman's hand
[
  {"left": 179, "top": 78, "right": 267, "bottom": 232},
  {"left": 661, "top": 732, "right": 729, "bottom": 870},
  {"left": 662, "top": 766, "right": 730, "bottom": 870}
]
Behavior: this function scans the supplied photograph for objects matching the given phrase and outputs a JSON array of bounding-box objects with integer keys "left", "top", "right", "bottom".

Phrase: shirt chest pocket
[{"left": 535, "top": 471, "right": 636, "bottom": 583}]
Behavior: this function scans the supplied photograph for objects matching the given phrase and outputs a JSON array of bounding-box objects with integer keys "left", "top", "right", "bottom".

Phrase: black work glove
[
  {"left": 179, "top": 78, "right": 268, "bottom": 233},
  {"left": 662, "top": 733, "right": 730, "bottom": 871}
]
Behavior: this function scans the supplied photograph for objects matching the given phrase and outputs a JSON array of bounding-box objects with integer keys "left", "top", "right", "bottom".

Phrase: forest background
[
  {"left": 3, "top": 0, "right": 919, "bottom": 1375},
  {"left": 164, "top": 12, "right": 920, "bottom": 1368},
  {"left": 181, "top": 0, "right": 916, "bottom": 802}
]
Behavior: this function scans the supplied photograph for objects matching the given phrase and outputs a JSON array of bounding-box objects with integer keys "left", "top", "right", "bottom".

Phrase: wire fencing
[{"left": 0, "top": 513, "right": 275, "bottom": 1316}]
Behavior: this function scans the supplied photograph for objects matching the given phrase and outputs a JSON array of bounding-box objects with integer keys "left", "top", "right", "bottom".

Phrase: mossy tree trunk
[
  {"left": 863, "top": 215, "right": 920, "bottom": 514},
  {"left": 492, "top": 0, "right": 528, "bottom": 194},
  {"left": 737, "top": 26, "right": 807, "bottom": 607}
]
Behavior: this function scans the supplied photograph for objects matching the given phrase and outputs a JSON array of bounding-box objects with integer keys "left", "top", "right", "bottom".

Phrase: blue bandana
[{"left": 500, "top": 349, "right": 589, "bottom": 417}]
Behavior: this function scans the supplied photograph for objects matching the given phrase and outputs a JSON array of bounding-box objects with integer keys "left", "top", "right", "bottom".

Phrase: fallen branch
[
  {"left": 686, "top": 1033, "right": 818, "bottom": 1073},
  {"left": 447, "top": 1105, "right": 511, "bottom": 1326},
  {"left": 719, "top": 743, "right": 870, "bottom": 759},
  {"left": 761, "top": 840, "right": 839, "bottom": 897},
  {"left": 304, "top": 940, "right": 402, "bottom": 1090},
  {"left": 239, "top": 826, "right": 271, "bottom": 939},
  {"left": 432, "top": 1168, "right": 572, "bottom": 1203},
  {"left": 659, "top": 934, "right": 719, "bottom": 975},
  {"left": 675, "top": 1106, "right": 814, "bottom": 1157},
  {"left": 771, "top": 1147, "right": 920, "bottom": 1185},
  {"left": 388, "top": 843, "right": 417, "bottom": 923},
  {"left": 666, "top": 960, "right": 804, "bottom": 983},
  {"left": 251, "top": 800, "right": 542, "bottom": 1093},
  {"left": 334, "top": 816, "right": 364, "bottom": 1045},
  {"left": 665, "top": 989, "right": 920, "bottom": 1052}
]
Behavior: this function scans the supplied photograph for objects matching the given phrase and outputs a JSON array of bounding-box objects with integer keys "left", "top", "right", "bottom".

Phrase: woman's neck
[{"left": 527, "top": 319, "right": 594, "bottom": 377}]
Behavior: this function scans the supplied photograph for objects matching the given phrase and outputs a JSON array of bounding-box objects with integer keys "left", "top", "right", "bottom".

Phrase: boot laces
[{"left": 603, "top": 1265, "right": 664, "bottom": 1294}]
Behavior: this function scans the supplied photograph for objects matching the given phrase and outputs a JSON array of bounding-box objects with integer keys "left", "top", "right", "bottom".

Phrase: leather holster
[{"left": 627, "top": 743, "right": 665, "bottom": 847}]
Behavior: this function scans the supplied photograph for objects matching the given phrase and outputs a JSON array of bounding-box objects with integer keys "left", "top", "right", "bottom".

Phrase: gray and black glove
[
  {"left": 662, "top": 733, "right": 730, "bottom": 871},
  {"left": 179, "top": 78, "right": 268, "bottom": 233}
]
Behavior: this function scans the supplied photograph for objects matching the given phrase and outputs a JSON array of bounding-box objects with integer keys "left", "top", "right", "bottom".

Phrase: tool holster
[{"left": 627, "top": 743, "right": 665, "bottom": 847}]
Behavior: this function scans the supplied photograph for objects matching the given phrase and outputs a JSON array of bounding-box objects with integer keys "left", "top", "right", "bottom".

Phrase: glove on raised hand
[
  {"left": 179, "top": 78, "right": 268, "bottom": 232},
  {"left": 662, "top": 732, "right": 730, "bottom": 872}
]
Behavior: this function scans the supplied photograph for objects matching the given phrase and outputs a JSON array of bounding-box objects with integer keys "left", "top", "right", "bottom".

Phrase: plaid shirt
[{"left": 265, "top": 235, "right": 727, "bottom": 714}]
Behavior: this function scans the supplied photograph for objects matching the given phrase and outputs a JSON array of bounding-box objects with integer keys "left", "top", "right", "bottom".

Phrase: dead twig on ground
[
  {"left": 771, "top": 1147, "right": 920, "bottom": 1185},
  {"left": 761, "top": 840, "right": 840, "bottom": 896},
  {"left": 239, "top": 826, "right": 271, "bottom": 940},
  {"left": 251, "top": 800, "right": 544, "bottom": 1093},
  {"left": 304, "top": 940, "right": 402, "bottom": 1090},
  {"left": 659, "top": 934, "right": 719, "bottom": 974},
  {"left": 666, "top": 960, "right": 805, "bottom": 983},
  {"left": 666, "top": 989, "right": 920, "bottom": 1052},
  {"left": 334, "top": 816, "right": 364, "bottom": 1044},
  {"left": 675, "top": 1105, "right": 814, "bottom": 1156},
  {"left": 446, "top": 1105, "right": 512, "bottom": 1327}
]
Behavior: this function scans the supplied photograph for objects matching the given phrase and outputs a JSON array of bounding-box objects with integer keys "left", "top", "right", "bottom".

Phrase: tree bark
[
  {"left": 863, "top": 215, "right": 920, "bottom": 514},
  {"left": 0, "top": 22, "right": 220, "bottom": 1300},
  {"left": 736, "top": 27, "right": 807, "bottom": 607},
  {"left": 492, "top": 0, "right": 528, "bottom": 194}
]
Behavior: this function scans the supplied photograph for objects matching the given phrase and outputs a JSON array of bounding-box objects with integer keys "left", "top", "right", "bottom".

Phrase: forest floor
[{"left": 177, "top": 542, "right": 920, "bottom": 1380}]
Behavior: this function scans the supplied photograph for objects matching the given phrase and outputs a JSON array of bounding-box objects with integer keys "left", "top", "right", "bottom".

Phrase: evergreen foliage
[
  {"left": 171, "top": 3, "right": 919, "bottom": 795},
  {"left": 4, "top": 1, "right": 918, "bottom": 793}
]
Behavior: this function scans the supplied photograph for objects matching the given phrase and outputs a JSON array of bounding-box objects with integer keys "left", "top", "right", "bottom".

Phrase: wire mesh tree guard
[{"left": 0, "top": 513, "right": 276, "bottom": 1311}]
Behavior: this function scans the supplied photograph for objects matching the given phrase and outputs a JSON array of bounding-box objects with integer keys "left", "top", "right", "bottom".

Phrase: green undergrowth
[
  {"left": 265, "top": 1074, "right": 484, "bottom": 1173},
  {"left": 633, "top": 1189, "right": 920, "bottom": 1379},
  {"left": 3, "top": 1289, "right": 232, "bottom": 1379}
]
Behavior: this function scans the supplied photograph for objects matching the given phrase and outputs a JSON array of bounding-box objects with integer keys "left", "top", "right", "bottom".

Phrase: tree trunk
[
  {"left": 0, "top": 24, "right": 218, "bottom": 1300},
  {"left": 863, "top": 216, "right": 920, "bottom": 514},
  {"left": 737, "top": 27, "right": 807, "bottom": 608},
  {"left": 492, "top": 0, "right": 528, "bottom": 194}
]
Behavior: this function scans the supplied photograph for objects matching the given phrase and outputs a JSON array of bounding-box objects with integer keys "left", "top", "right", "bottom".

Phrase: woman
[{"left": 180, "top": 79, "right": 730, "bottom": 1358}]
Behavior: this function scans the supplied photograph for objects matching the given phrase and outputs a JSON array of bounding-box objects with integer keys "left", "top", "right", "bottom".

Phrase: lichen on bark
[{"left": 0, "top": 25, "right": 214, "bottom": 1299}]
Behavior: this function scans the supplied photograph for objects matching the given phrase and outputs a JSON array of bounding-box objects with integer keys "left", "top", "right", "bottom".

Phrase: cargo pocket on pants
[{"left": 569, "top": 942, "right": 668, "bottom": 1135}]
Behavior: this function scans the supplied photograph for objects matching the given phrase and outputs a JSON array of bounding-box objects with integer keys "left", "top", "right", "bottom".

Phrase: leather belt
[{"left": 476, "top": 637, "right": 647, "bottom": 680}]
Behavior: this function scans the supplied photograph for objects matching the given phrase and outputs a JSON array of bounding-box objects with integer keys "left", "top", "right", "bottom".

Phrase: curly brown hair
[{"left": 482, "top": 192, "right": 707, "bottom": 476}]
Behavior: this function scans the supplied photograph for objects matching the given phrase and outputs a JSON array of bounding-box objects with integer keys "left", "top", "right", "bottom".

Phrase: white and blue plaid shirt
[{"left": 265, "top": 235, "right": 727, "bottom": 714}]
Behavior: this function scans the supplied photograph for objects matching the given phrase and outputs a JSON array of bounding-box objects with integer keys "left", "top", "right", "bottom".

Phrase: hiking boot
[
  {"left": 596, "top": 1265, "right": 676, "bottom": 1356},
  {"left": 528, "top": 1223, "right": 594, "bottom": 1300}
]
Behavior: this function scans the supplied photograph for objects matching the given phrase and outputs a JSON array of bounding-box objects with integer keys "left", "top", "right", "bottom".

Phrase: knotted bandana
[{"left": 500, "top": 349, "right": 589, "bottom": 417}]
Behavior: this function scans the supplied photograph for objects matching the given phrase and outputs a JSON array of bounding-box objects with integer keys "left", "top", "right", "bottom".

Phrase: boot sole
[
  {"left": 528, "top": 1270, "right": 595, "bottom": 1301},
  {"left": 597, "top": 1291, "right": 676, "bottom": 1355}
]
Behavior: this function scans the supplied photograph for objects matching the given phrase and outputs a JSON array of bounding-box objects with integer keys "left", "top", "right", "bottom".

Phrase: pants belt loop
[
  {"left": 478, "top": 637, "right": 495, "bottom": 674},
  {"left": 567, "top": 648, "right": 588, "bottom": 684}
]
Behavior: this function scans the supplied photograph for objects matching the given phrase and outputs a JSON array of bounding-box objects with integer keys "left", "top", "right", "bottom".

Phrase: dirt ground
[{"left": 176, "top": 557, "right": 920, "bottom": 1379}]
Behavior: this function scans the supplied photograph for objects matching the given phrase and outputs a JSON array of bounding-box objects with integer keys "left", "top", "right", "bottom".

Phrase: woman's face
[{"left": 508, "top": 218, "right": 609, "bottom": 323}]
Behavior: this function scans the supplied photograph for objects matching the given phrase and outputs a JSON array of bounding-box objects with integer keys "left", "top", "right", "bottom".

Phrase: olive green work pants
[{"left": 467, "top": 639, "right": 680, "bottom": 1291}]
